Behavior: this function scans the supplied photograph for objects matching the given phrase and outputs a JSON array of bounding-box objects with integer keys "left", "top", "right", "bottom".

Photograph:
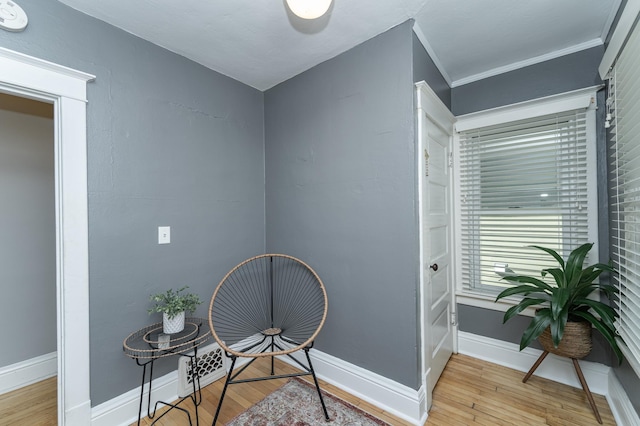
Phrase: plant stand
[{"left": 523, "top": 351, "right": 602, "bottom": 424}]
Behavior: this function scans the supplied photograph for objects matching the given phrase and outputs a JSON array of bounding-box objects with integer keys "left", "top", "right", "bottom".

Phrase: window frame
[{"left": 453, "top": 87, "right": 601, "bottom": 310}]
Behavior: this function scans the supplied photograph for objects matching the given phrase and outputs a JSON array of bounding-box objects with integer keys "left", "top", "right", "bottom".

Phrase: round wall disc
[{"left": 0, "top": 1, "right": 28, "bottom": 32}]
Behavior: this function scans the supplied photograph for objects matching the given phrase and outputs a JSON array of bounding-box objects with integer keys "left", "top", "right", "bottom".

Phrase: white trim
[
  {"left": 415, "top": 81, "right": 456, "bottom": 128},
  {"left": 0, "top": 48, "right": 94, "bottom": 426},
  {"left": 91, "top": 371, "right": 178, "bottom": 426},
  {"left": 456, "top": 293, "right": 536, "bottom": 317},
  {"left": 0, "top": 352, "right": 57, "bottom": 395},
  {"left": 412, "top": 23, "right": 453, "bottom": 87},
  {"left": 599, "top": 0, "right": 640, "bottom": 78},
  {"left": 602, "top": 0, "right": 624, "bottom": 43},
  {"left": 0, "top": 47, "right": 94, "bottom": 102},
  {"left": 280, "top": 349, "right": 426, "bottom": 426},
  {"left": 452, "top": 39, "right": 603, "bottom": 88},
  {"left": 607, "top": 371, "right": 640, "bottom": 426},
  {"left": 458, "top": 331, "right": 610, "bottom": 395},
  {"left": 455, "top": 86, "right": 599, "bottom": 132}
]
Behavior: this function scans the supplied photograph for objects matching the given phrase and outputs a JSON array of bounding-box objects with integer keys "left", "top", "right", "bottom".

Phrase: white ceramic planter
[{"left": 163, "top": 311, "right": 185, "bottom": 334}]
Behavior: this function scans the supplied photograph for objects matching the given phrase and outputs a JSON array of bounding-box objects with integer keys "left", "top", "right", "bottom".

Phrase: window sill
[{"left": 456, "top": 292, "right": 537, "bottom": 317}]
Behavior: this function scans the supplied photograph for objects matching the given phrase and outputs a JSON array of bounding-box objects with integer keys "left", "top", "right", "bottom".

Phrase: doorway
[
  {"left": 0, "top": 93, "right": 56, "bottom": 422},
  {"left": 0, "top": 47, "right": 94, "bottom": 425}
]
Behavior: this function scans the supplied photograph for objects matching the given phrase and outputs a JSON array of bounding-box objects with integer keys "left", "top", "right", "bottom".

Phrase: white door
[{"left": 416, "top": 82, "right": 455, "bottom": 411}]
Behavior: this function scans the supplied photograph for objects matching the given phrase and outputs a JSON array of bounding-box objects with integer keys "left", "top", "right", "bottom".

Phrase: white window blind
[
  {"left": 459, "top": 109, "right": 594, "bottom": 295},
  {"left": 609, "top": 18, "right": 640, "bottom": 371}
]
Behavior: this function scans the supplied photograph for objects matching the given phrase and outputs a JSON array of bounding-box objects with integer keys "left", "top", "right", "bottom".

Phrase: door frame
[
  {"left": 416, "top": 81, "right": 457, "bottom": 413},
  {"left": 0, "top": 47, "right": 94, "bottom": 425}
]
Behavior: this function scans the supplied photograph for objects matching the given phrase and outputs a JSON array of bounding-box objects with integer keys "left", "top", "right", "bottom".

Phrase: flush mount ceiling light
[{"left": 286, "top": 0, "right": 333, "bottom": 19}]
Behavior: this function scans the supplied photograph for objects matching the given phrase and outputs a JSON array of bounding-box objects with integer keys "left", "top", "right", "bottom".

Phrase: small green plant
[
  {"left": 495, "top": 243, "right": 624, "bottom": 364},
  {"left": 148, "top": 286, "right": 202, "bottom": 319}
]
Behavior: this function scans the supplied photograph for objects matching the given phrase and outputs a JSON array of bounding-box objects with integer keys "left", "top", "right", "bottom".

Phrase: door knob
[{"left": 430, "top": 263, "right": 438, "bottom": 271}]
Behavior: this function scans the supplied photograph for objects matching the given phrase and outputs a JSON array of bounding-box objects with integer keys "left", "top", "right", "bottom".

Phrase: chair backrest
[{"left": 209, "top": 254, "right": 327, "bottom": 358}]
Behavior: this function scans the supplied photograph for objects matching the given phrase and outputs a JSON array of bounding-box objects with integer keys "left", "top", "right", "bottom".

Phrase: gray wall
[
  {"left": 451, "top": 46, "right": 604, "bottom": 115},
  {"left": 0, "top": 0, "right": 265, "bottom": 405},
  {"left": 0, "top": 97, "right": 56, "bottom": 367},
  {"left": 265, "top": 21, "right": 421, "bottom": 389},
  {"left": 451, "top": 46, "right": 612, "bottom": 366},
  {"left": 412, "top": 32, "right": 451, "bottom": 109}
]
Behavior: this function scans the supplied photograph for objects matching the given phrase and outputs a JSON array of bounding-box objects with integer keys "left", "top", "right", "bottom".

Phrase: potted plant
[
  {"left": 495, "top": 243, "right": 623, "bottom": 364},
  {"left": 148, "top": 286, "right": 202, "bottom": 334}
]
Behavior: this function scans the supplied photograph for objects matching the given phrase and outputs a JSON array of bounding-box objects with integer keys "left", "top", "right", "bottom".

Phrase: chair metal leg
[
  {"left": 304, "top": 348, "right": 330, "bottom": 421},
  {"left": 212, "top": 355, "right": 237, "bottom": 426},
  {"left": 572, "top": 358, "right": 602, "bottom": 424}
]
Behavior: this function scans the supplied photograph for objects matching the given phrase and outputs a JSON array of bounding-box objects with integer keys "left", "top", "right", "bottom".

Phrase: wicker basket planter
[{"left": 538, "top": 320, "right": 592, "bottom": 359}]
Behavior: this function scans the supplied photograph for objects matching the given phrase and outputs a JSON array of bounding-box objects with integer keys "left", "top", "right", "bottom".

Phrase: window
[
  {"left": 455, "top": 90, "right": 598, "bottom": 299},
  {"left": 608, "top": 16, "right": 640, "bottom": 374}
]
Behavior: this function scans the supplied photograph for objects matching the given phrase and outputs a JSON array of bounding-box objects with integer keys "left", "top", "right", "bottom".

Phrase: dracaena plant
[{"left": 495, "top": 243, "right": 624, "bottom": 364}]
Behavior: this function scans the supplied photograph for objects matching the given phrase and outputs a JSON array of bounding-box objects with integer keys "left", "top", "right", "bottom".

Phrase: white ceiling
[{"left": 56, "top": 0, "right": 621, "bottom": 91}]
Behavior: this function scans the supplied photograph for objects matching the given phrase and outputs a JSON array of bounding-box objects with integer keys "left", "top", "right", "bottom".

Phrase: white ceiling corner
[{"left": 56, "top": 0, "right": 621, "bottom": 91}]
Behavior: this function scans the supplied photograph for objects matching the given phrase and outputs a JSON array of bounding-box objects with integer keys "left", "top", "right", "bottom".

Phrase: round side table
[{"left": 123, "top": 317, "right": 210, "bottom": 426}]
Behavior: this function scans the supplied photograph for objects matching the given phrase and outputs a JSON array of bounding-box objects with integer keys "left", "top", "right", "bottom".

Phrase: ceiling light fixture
[{"left": 286, "top": 0, "right": 333, "bottom": 19}]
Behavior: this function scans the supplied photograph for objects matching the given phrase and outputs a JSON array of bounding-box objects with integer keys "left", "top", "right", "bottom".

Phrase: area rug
[{"left": 226, "top": 378, "right": 391, "bottom": 425}]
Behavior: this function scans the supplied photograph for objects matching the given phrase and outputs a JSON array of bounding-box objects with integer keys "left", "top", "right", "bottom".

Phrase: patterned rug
[{"left": 226, "top": 378, "right": 391, "bottom": 425}]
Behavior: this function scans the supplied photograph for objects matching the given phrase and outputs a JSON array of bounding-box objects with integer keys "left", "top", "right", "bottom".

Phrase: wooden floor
[
  {"left": 133, "top": 354, "right": 616, "bottom": 426},
  {"left": 0, "top": 355, "right": 616, "bottom": 425},
  {"left": 0, "top": 376, "right": 57, "bottom": 426}
]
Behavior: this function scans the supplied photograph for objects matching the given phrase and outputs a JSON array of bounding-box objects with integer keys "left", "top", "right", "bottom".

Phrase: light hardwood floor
[
  {"left": 0, "top": 376, "right": 57, "bottom": 426},
  {"left": 0, "top": 355, "right": 616, "bottom": 425},
  {"left": 132, "top": 354, "right": 616, "bottom": 425}
]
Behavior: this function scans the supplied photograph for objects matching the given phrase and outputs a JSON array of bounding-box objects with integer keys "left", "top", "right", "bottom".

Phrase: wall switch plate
[{"left": 158, "top": 226, "right": 170, "bottom": 244}]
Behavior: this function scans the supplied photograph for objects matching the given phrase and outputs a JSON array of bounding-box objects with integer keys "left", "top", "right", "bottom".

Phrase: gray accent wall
[
  {"left": 451, "top": 46, "right": 604, "bottom": 115},
  {"left": 264, "top": 21, "right": 421, "bottom": 389},
  {"left": 412, "top": 32, "right": 451, "bottom": 109},
  {"left": 0, "top": 100, "right": 56, "bottom": 368},
  {"left": 0, "top": 0, "right": 265, "bottom": 405}
]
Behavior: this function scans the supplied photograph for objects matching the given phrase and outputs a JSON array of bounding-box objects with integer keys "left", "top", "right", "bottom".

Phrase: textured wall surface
[
  {"left": 0, "top": 0, "right": 265, "bottom": 405},
  {"left": 265, "top": 22, "right": 421, "bottom": 389},
  {"left": 0, "top": 101, "right": 56, "bottom": 368},
  {"left": 412, "top": 32, "right": 451, "bottom": 109}
]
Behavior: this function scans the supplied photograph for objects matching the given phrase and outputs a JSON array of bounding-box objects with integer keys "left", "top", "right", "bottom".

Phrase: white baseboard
[
  {"left": 91, "top": 371, "right": 178, "bottom": 426},
  {"left": 458, "top": 331, "right": 610, "bottom": 395},
  {"left": 607, "top": 372, "right": 640, "bottom": 426},
  {"left": 0, "top": 352, "right": 57, "bottom": 395},
  {"left": 279, "top": 349, "right": 426, "bottom": 425},
  {"left": 91, "top": 349, "right": 424, "bottom": 426}
]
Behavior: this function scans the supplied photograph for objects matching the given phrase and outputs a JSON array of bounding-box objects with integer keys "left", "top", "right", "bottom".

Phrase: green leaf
[
  {"left": 503, "top": 298, "right": 547, "bottom": 323},
  {"left": 549, "top": 307, "right": 569, "bottom": 347},
  {"left": 578, "top": 268, "right": 603, "bottom": 287},
  {"left": 574, "top": 298, "right": 618, "bottom": 329},
  {"left": 530, "top": 245, "right": 565, "bottom": 268},
  {"left": 572, "top": 310, "right": 624, "bottom": 365},
  {"left": 542, "top": 268, "right": 566, "bottom": 288},
  {"left": 551, "top": 288, "right": 569, "bottom": 320},
  {"left": 520, "top": 309, "right": 552, "bottom": 351},
  {"left": 565, "top": 243, "right": 593, "bottom": 287},
  {"left": 495, "top": 284, "right": 543, "bottom": 300},
  {"left": 596, "top": 284, "right": 618, "bottom": 299},
  {"left": 501, "top": 275, "right": 554, "bottom": 292}
]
